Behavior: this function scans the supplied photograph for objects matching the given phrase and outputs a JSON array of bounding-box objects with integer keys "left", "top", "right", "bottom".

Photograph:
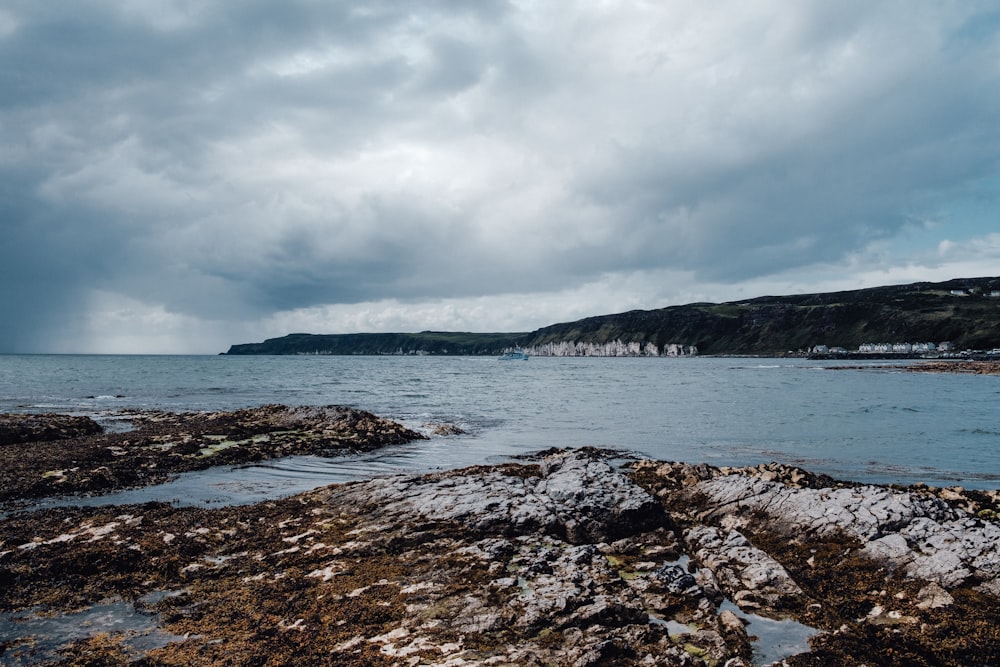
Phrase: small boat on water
[{"left": 498, "top": 349, "right": 529, "bottom": 360}]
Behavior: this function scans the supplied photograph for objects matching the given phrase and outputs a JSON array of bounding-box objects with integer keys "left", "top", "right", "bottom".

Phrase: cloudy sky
[{"left": 2, "top": 1, "right": 999, "bottom": 353}]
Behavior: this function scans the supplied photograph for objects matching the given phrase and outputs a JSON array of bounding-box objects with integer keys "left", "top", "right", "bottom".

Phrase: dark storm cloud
[
  {"left": 1, "top": 1, "right": 999, "bottom": 351},
  {"left": 0, "top": 0, "right": 514, "bottom": 348}
]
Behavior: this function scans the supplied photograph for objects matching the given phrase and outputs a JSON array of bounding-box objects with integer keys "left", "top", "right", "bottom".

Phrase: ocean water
[{"left": 2, "top": 354, "right": 999, "bottom": 497}]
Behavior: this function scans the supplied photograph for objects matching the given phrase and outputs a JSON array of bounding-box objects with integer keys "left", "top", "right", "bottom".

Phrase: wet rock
[
  {"left": 0, "top": 413, "right": 103, "bottom": 446},
  {"left": 902, "top": 360, "right": 1000, "bottom": 375},
  {"left": 632, "top": 458, "right": 1000, "bottom": 665},
  {"left": 684, "top": 525, "right": 804, "bottom": 612},
  {"left": 0, "top": 449, "right": 757, "bottom": 666},
  {"left": 654, "top": 563, "right": 700, "bottom": 595},
  {"left": 0, "top": 405, "right": 426, "bottom": 505},
  {"left": 424, "top": 421, "right": 465, "bottom": 436},
  {"left": 326, "top": 449, "right": 665, "bottom": 544},
  {"left": 5, "top": 444, "right": 1000, "bottom": 666},
  {"left": 915, "top": 582, "right": 954, "bottom": 609},
  {"left": 681, "top": 473, "right": 1000, "bottom": 593}
]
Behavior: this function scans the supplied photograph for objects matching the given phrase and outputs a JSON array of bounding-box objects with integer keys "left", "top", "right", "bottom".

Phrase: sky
[{"left": 2, "top": 1, "right": 1000, "bottom": 354}]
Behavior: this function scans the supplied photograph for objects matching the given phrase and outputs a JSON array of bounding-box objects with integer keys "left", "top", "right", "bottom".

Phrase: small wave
[{"left": 958, "top": 428, "right": 1000, "bottom": 437}]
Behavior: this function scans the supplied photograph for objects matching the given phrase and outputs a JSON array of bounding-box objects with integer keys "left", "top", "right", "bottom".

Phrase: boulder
[
  {"left": 327, "top": 449, "right": 665, "bottom": 544},
  {"left": 682, "top": 473, "right": 1000, "bottom": 593},
  {"left": 0, "top": 413, "right": 103, "bottom": 445}
]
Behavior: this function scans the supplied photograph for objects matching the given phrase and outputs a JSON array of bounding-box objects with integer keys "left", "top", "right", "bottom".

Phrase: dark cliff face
[{"left": 225, "top": 277, "right": 1000, "bottom": 355}]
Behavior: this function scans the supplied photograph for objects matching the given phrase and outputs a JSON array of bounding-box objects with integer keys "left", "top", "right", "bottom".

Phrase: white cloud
[
  {"left": 2, "top": 1, "right": 1000, "bottom": 352},
  {"left": 0, "top": 9, "right": 18, "bottom": 39}
]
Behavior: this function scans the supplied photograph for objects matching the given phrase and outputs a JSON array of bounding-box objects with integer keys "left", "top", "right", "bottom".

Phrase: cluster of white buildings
[
  {"left": 856, "top": 341, "right": 954, "bottom": 354},
  {"left": 811, "top": 341, "right": 955, "bottom": 355},
  {"left": 950, "top": 289, "right": 1000, "bottom": 297}
]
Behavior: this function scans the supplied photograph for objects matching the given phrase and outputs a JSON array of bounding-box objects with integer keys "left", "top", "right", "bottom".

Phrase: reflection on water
[
  {"left": 719, "top": 599, "right": 818, "bottom": 666},
  {"left": 27, "top": 435, "right": 524, "bottom": 511},
  {"left": 652, "top": 556, "right": 819, "bottom": 666}
]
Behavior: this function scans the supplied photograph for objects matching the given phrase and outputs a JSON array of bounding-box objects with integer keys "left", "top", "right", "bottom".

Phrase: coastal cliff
[
  {"left": 2, "top": 410, "right": 1000, "bottom": 665},
  {"left": 225, "top": 276, "right": 1000, "bottom": 356}
]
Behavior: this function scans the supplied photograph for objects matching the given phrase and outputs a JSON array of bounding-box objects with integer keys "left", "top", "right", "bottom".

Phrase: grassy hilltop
[{"left": 225, "top": 277, "right": 1000, "bottom": 356}]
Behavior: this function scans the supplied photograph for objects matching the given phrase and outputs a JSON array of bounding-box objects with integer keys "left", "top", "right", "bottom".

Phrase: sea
[{"left": 2, "top": 353, "right": 1000, "bottom": 508}]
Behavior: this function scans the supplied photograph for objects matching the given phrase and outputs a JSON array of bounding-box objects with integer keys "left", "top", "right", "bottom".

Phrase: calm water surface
[{"left": 2, "top": 354, "right": 999, "bottom": 499}]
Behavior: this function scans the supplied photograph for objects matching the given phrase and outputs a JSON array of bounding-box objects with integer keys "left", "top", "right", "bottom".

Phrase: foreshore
[
  {"left": 0, "top": 405, "right": 425, "bottom": 507},
  {"left": 827, "top": 360, "right": 1000, "bottom": 375},
  {"left": 901, "top": 360, "right": 1000, "bottom": 375},
  {"left": 3, "top": 409, "right": 1000, "bottom": 665}
]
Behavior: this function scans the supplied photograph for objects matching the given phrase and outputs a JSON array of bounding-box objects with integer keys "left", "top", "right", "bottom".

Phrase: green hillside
[
  {"left": 225, "top": 331, "right": 526, "bottom": 356},
  {"left": 224, "top": 277, "right": 1000, "bottom": 356}
]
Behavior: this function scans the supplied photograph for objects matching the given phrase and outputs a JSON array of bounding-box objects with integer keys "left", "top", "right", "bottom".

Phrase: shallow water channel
[
  {"left": 1, "top": 588, "right": 818, "bottom": 666},
  {"left": 654, "top": 556, "right": 819, "bottom": 665},
  {"left": 0, "top": 597, "right": 185, "bottom": 665}
]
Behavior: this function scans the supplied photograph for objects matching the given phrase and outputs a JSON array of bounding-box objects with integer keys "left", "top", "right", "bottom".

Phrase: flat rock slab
[
  {"left": 322, "top": 449, "right": 664, "bottom": 544},
  {"left": 684, "top": 525, "right": 805, "bottom": 612},
  {"left": 685, "top": 474, "right": 1000, "bottom": 593}
]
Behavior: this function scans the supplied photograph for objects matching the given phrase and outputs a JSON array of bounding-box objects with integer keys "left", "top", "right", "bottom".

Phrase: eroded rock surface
[
  {"left": 1, "top": 449, "right": 755, "bottom": 666},
  {"left": 324, "top": 449, "right": 662, "bottom": 544},
  {"left": 683, "top": 473, "right": 1000, "bottom": 594},
  {"left": 633, "top": 459, "right": 1000, "bottom": 665},
  {"left": 3, "top": 424, "right": 1000, "bottom": 666},
  {"left": 684, "top": 525, "right": 804, "bottom": 613}
]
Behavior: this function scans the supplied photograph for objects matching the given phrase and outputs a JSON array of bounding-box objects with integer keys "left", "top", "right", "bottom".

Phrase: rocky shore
[
  {"left": 900, "top": 360, "right": 1000, "bottom": 375},
  {"left": 2, "top": 409, "right": 1000, "bottom": 665},
  {"left": 0, "top": 405, "right": 424, "bottom": 508},
  {"left": 828, "top": 360, "right": 1000, "bottom": 375}
]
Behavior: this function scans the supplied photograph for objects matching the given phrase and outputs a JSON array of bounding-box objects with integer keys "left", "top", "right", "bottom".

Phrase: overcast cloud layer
[{"left": 2, "top": 1, "right": 1000, "bottom": 353}]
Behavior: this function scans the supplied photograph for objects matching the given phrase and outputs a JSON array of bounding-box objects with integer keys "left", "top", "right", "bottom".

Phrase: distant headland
[{"left": 224, "top": 277, "right": 1000, "bottom": 357}]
